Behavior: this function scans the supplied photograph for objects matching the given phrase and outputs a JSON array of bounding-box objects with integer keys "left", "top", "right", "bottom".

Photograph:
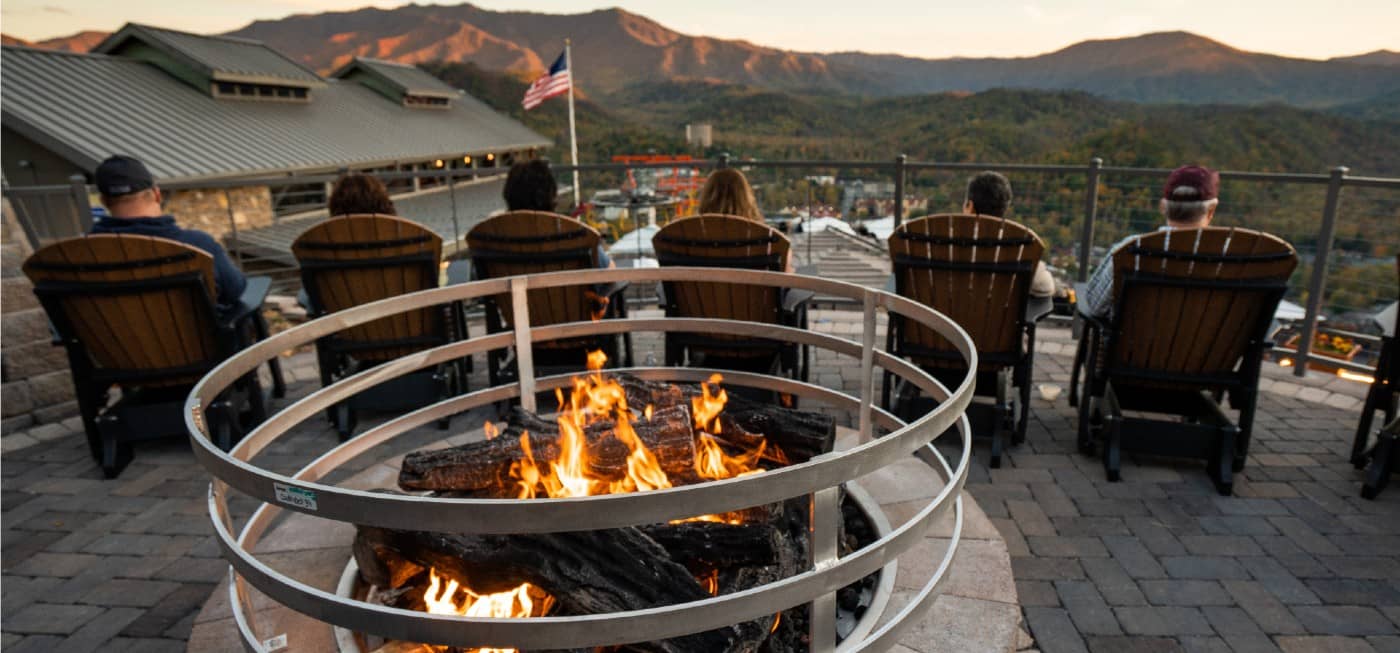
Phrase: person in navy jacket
[{"left": 88, "top": 155, "right": 247, "bottom": 310}]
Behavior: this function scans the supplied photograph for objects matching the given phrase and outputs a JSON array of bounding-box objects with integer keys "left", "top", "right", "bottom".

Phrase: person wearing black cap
[
  {"left": 89, "top": 155, "right": 247, "bottom": 309},
  {"left": 1080, "top": 164, "right": 1221, "bottom": 318}
]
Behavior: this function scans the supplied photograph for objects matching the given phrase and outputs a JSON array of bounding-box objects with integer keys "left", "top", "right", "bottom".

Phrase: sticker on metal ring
[
  {"left": 273, "top": 483, "right": 318, "bottom": 511},
  {"left": 263, "top": 634, "right": 288, "bottom": 650}
]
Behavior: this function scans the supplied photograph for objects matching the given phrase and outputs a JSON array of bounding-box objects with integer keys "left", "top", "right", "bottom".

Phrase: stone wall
[
  {"left": 164, "top": 185, "right": 274, "bottom": 241},
  {"left": 1, "top": 199, "right": 77, "bottom": 434}
]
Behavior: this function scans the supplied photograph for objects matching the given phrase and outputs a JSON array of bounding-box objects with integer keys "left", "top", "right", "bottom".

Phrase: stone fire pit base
[{"left": 188, "top": 428, "right": 1022, "bottom": 653}]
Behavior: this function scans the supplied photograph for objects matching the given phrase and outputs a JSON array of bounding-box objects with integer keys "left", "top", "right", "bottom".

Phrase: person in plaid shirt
[{"left": 1080, "top": 165, "right": 1221, "bottom": 318}]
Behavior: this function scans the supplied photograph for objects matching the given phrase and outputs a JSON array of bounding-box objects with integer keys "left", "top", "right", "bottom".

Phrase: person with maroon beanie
[{"left": 1080, "top": 165, "right": 1220, "bottom": 317}]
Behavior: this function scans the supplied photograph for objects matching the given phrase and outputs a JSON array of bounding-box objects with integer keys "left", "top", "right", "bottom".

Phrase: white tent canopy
[
  {"left": 1274, "top": 300, "right": 1310, "bottom": 322},
  {"left": 608, "top": 226, "right": 660, "bottom": 259}
]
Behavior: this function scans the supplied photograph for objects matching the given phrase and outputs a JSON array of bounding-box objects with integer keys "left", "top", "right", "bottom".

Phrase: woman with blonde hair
[
  {"left": 698, "top": 168, "right": 763, "bottom": 222},
  {"left": 693, "top": 167, "right": 792, "bottom": 271}
]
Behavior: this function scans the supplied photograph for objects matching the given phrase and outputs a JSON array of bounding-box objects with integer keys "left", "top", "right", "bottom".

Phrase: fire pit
[{"left": 186, "top": 267, "right": 976, "bottom": 652}]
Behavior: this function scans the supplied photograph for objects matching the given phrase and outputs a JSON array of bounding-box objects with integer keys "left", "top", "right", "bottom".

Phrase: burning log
[
  {"left": 398, "top": 404, "right": 697, "bottom": 495},
  {"left": 616, "top": 374, "right": 836, "bottom": 464},
  {"left": 355, "top": 523, "right": 770, "bottom": 652}
]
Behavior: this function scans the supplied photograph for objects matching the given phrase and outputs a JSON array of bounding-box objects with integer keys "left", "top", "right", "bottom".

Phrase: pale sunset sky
[{"left": 3, "top": 0, "right": 1397, "bottom": 60}]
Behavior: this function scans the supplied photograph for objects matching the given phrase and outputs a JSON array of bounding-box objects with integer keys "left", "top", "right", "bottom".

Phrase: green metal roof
[{"left": 1, "top": 45, "right": 550, "bottom": 183}]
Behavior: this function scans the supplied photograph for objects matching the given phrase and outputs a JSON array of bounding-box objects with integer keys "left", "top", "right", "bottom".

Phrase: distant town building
[{"left": 685, "top": 123, "right": 713, "bottom": 148}]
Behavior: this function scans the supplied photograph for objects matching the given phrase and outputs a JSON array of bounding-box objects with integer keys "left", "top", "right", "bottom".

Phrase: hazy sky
[{"left": 4, "top": 0, "right": 1398, "bottom": 60}]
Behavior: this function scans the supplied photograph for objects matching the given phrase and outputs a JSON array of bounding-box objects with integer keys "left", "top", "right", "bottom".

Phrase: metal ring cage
[{"left": 186, "top": 267, "right": 977, "bottom": 653}]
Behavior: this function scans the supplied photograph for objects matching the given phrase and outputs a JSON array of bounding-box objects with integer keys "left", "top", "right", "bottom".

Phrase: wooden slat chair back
[
  {"left": 889, "top": 214, "right": 1045, "bottom": 370},
  {"left": 1105, "top": 227, "right": 1297, "bottom": 389},
  {"left": 23, "top": 234, "right": 221, "bottom": 386},
  {"left": 653, "top": 214, "right": 790, "bottom": 351},
  {"left": 292, "top": 215, "right": 445, "bottom": 362},
  {"left": 466, "top": 211, "right": 605, "bottom": 335}
]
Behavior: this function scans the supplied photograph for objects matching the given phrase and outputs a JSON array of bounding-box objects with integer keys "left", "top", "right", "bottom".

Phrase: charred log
[
  {"left": 398, "top": 404, "right": 696, "bottom": 494},
  {"left": 616, "top": 374, "right": 835, "bottom": 464},
  {"left": 355, "top": 524, "right": 735, "bottom": 652}
]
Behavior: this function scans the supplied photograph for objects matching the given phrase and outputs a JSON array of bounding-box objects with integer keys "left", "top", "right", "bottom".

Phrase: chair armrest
[
  {"left": 220, "top": 275, "right": 272, "bottom": 329},
  {"left": 782, "top": 288, "right": 817, "bottom": 314},
  {"left": 1072, "top": 282, "right": 1090, "bottom": 317},
  {"left": 1025, "top": 295, "right": 1054, "bottom": 324}
]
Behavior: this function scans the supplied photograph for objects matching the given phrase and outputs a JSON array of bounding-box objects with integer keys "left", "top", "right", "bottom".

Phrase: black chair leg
[
  {"left": 333, "top": 401, "right": 358, "bottom": 442},
  {"left": 1077, "top": 389, "right": 1096, "bottom": 455},
  {"left": 1213, "top": 425, "right": 1238, "bottom": 496},
  {"left": 1354, "top": 390, "right": 1384, "bottom": 468},
  {"left": 96, "top": 414, "right": 133, "bottom": 479},
  {"left": 76, "top": 387, "right": 106, "bottom": 465},
  {"left": 1015, "top": 361, "right": 1032, "bottom": 445},
  {"left": 435, "top": 365, "right": 453, "bottom": 431},
  {"left": 881, "top": 370, "right": 895, "bottom": 414},
  {"left": 243, "top": 371, "right": 268, "bottom": 427},
  {"left": 317, "top": 344, "right": 338, "bottom": 424},
  {"left": 1103, "top": 415, "right": 1121, "bottom": 482},
  {"left": 1362, "top": 430, "right": 1396, "bottom": 500},
  {"left": 1069, "top": 328, "right": 1088, "bottom": 408},
  {"left": 254, "top": 313, "right": 287, "bottom": 399},
  {"left": 1233, "top": 389, "right": 1259, "bottom": 473},
  {"left": 990, "top": 369, "right": 1012, "bottom": 468}
]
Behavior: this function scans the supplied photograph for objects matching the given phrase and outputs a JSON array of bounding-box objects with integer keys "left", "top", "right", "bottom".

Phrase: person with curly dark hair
[
  {"left": 502, "top": 159, "right": 558, "bottom": 212},
  {"left": 501, "top": 159, "right": 613, "bottom": 268},
  {"left": 328, "top": 173, "right": 396, "bottom": 216}
]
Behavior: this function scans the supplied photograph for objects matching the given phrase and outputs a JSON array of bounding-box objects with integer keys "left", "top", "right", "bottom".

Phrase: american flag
[{"left": 522, "top": 51, "right": 570, "bottom": 111}]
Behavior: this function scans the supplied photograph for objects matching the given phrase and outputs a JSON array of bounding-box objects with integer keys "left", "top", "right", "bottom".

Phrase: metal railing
[{"left": 5, "top": 156, "right": 1396, "bottom": 378}]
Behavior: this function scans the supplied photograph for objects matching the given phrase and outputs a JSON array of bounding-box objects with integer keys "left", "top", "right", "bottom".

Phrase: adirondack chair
[
  {"left": 466, "top": 211, "right": 631, "bottom": 388},
  {"left": 884, "top": 214, "right": 1049, "bottom": 468},
  {"left": 1076, "top": 227, "right": 1297, "bottom": 495},
  {"left": 23, "top": 234, "right": 282, "bottom": 478},
  {"left": 292, "top": 215, "right": 468, "bottom": 440},
  {"left": 652, "top": 214, "right": 811, "bottom": 384}
]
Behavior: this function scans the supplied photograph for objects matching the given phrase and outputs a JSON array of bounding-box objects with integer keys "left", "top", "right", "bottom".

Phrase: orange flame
[
  {"left": 509, "top": 350, "right": 679, "bottom": 499},
  {"left": 692, "top": 374, "right": 727, "bottom": 433},
  {"left": 422, "top": 570, "right": 553, "bottom": 652},
  {"left": 506, "top": 354, "right": 765, "bottom": 511},
  {"left": 701, "top": 569, "right": 719, "bottom": 596},
  {"left": 483, "top": 421, "right": 500, "bottom": 441}
]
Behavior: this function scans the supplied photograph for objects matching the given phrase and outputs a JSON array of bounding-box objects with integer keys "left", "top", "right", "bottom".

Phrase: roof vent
[
  {"left": 93, "top": 23, "right": 324, "bottom": 101},
  {"left": 331, "top": 58, "right": 458, "bottom": 109}
]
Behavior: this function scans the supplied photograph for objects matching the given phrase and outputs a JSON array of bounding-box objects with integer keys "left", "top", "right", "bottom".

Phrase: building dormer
[
  {"left": 331, "top": 58, "right": 459, "bottom": 109},
  {"left": 92, "top": 23, "right": 325, "bottom": 102}
]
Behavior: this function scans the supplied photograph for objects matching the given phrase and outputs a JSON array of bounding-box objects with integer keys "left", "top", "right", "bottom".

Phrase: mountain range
[
  {"left": 225, "top": 5, "right": 1400, "bottom": 109},
  {"left": 7, "top": 4, "right": 1398, "bottom": 110}
]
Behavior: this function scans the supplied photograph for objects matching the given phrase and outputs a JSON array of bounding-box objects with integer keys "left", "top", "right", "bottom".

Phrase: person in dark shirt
[{"left": 88, "top": 155, "right": 247, "bottom": 309}]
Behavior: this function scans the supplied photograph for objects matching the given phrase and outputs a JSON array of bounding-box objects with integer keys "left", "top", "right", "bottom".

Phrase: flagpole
[{"left": 565, "top": 38, "right": 581, "bottom": 208}]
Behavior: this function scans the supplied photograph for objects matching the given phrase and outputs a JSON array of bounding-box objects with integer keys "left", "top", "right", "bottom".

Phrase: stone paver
[{"left": 2, "top": 314, "right": 1397, "bottom": 652}]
